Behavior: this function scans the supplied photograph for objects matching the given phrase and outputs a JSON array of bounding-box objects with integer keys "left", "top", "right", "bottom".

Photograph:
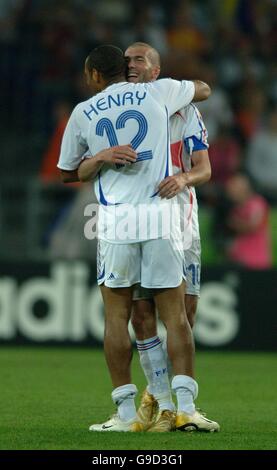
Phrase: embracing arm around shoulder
[
  {"left": 59, "top": 146, "right": 137, "bottom": 183},
  {"left": 192, "top": 80, "right": 211, "bottom": 102},
  {"left": 58, "top": 104, "right": 137, "bottom": 184}
]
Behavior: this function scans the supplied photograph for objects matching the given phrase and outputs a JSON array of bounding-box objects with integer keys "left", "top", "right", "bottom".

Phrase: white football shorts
[
  {"left": 184, "top": 238, "right": 201, "bottom": 297},
  {"left": 97, "top": 237, "right": 185, "bottom": 289},
  {"left": 132, "top": 238, "right": 201, "bottom": 300}
]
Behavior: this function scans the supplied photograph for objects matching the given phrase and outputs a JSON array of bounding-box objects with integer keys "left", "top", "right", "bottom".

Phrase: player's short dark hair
[{"left": 86, "top": 45, "right": 127, "bottom": 80}]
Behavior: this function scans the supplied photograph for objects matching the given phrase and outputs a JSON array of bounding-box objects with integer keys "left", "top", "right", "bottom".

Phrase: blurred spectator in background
[
  {"left": 246, "top": 109, "right": 277, "bottom": 203},
  {"left": 236, "top": 85, "right": 267, "bottom": 144},
  {"left": 40, "top": 100, "right": 71, "bottom": 182},
  {"left": 167, "top": 1, "right": 210, "bottom": 57},
  {"left": 224, "top": 173, "right": 272, "bottom": 269},
  {"left": 38, "top": 96, "right": 86, "bottom": 260},
  {"left": 48, "top": 183, "right": 96, "bottom": 260},
  {"left": 197, "top": 66, "right": 234, "bottom": 143},
  {"left": 208, "top": 125, "right": 241, "bottom": 185},
  {"left": 0, "top": 0, "right": 23, "bottom": 44},
  {"left": 164, "top": 1, "right": 211, "bottom": 78},
  {"left": 120, "top": 4, "right": 169, "bottom": 57},
  {"left": 38, "top": 99, "right": 95, "bottom": 260}
]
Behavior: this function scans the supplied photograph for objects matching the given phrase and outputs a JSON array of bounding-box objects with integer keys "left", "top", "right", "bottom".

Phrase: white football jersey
[
  {"left": 58, "top": 79, "right": 195, "bottom": 243},
  {"left": 170, "top": 104, "right": 209, "bottom": 241}
]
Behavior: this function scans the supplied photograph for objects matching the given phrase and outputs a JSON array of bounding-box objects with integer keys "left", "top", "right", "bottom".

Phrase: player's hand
[
  {"left": 158, "top": 174, "right": 188, "bottom": 199},
  {"left": 99, "top": 145, "right": 137, "bottom": 166}
]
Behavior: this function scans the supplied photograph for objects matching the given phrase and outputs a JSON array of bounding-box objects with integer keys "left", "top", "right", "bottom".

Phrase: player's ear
[
  {"left": 92, "top": 68, "right": 101, "bottom": 83},
  {"left": 152, "top": 66, "right": 161, "bottom": 80}
]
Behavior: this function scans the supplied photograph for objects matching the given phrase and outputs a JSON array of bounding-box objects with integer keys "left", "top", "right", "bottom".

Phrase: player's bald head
[
  {"left": 127, "top": 42, "right": 161, "bottom": 67},
  {"left": 125, "top": 42, "right": 161, "bottom": 83}
]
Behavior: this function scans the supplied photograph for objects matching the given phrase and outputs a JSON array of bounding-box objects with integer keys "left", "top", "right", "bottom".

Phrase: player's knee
[
  {"left": 131, "top": 314, "right": 156, "bottom": 339},
  {"left": 162, "top": 311, "right": 186, "bottom": 330},
  {"left": 105, "top": 320, "right": 128, "bottom": 338},
  {"left": 105, "top": 309, "right": 130, "bottom": 333},
  {"left": 131, "top": 313, "right": 144, "bottom": 334},
  {"left": 131, "top": 300, "right": 156, "bottom": 339}
]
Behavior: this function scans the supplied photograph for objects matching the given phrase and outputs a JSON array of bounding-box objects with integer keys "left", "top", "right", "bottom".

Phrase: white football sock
[
  {"left": 111, "top": 384, "right": 137, "bottom": 422},
  {"left": 136, "top": 336, "right": 175, "bottom": 411},
  {"left": 162, "top": 337, "right": 173, "bottom": 381},
  {"left": 171, "top": 375, "right": 198, "bottom": 415}
]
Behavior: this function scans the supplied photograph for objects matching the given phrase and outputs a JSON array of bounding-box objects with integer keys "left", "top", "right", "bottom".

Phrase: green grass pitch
[{"left": 0, "top": 347, "right": 276, "bottom": 450}]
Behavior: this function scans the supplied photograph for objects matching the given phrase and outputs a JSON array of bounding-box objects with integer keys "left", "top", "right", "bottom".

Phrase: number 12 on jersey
[{"left": 96, "top": 110, "right": 153, "bottom": 166}]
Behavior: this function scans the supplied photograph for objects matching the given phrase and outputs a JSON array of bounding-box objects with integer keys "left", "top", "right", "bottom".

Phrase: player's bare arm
[
  {"left": 60, "top": 169, "right": 80, "bottom": 183},
  {"left": 192, "top": 80, "right": 211, "bottom": 102},
  {"left": 78, "top": 145, "right": 137, "bottom": 182},
  {"left": 158, "top": 149, "right": 211, "bottom": 199},
  {"left": 187, "top": 149, "right": 211, "bottom": 186},
  {"left": 60, "top": 145, "right": 137, "bottom": 183}
]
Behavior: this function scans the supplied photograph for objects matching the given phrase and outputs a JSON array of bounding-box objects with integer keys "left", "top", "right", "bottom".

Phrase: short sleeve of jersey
[
  {"left": 181, "top": 104, "right": 209, "bottom": 155},
  {"left": 82, "top": 150, "right": 93, "bottom": 160},
  {"left": 153, "top": 79, "right": 195, "bottom": 116},
  {"left": 57, "top": 106, "right": 89, "bottom": 170}
]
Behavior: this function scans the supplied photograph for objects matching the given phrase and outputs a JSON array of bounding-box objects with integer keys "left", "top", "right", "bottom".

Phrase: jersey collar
[{"left": 103, "top": 82, "right": 129, "bottom": 93}]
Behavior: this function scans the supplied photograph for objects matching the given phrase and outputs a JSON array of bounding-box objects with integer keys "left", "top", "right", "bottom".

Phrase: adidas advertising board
[{"left": 0, "top": 261, "right": 276, "bottom": 350}]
